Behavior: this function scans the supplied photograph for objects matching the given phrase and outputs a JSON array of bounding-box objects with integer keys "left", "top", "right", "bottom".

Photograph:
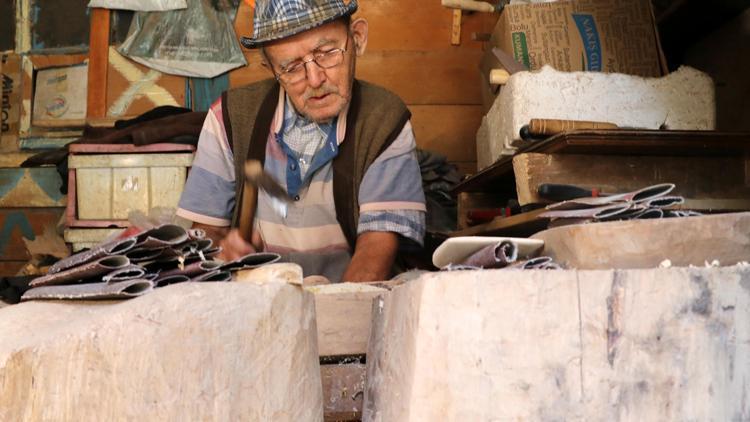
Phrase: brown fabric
[{"left": 223, "top": 78, "right": 410, "bottom": 249}]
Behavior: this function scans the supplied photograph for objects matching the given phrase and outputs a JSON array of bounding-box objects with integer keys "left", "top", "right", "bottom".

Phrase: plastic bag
[
  {"left": 118, "top": 0, "right": 247, "bottom": 78},
  {"left": 88, "top": 0, "right": 187, "bottom": 11}
]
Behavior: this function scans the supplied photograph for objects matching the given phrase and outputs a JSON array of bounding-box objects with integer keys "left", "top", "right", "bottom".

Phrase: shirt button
[
  {"left": 290, "top": 163, "right": 297, "bottom": 171},
  {"left": 294, "top": 195, "right": 300, "bottom": 201}
]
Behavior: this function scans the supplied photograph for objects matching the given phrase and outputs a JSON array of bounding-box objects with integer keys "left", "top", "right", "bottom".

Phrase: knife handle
[
  {"left": 238, "top": 181, "right": 257, "bottom": 243},
  {"left": 441, "top": 0, "right": 497, "bottom": 13},
  {"left": 538, "top": 184, "right": 599, "bottom": 201},
  {"left": 528, "top": 119, "right": 618, "bottom": 136}
]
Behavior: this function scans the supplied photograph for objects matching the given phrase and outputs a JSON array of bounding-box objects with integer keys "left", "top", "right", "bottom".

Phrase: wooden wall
[{"left": 229, "top": 1, "right": 497, "bottom": 175}]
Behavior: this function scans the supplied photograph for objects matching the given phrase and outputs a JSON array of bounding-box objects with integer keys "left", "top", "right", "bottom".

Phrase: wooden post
[
  {"left": 451, "top": 10, "right": 462, "bottom": 45},
  {"left": 87, "top": 8, "right": 110, "bottom": 120}
]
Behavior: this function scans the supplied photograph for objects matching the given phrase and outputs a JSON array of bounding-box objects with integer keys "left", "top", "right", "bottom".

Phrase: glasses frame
[{"left": 272, "top": 36, "right": 350, "bottom": 84}]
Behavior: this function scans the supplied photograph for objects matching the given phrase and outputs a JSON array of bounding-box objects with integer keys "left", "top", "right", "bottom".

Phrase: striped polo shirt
[{"left": 177, "top": 85, "right": 426, "bottom": 280}]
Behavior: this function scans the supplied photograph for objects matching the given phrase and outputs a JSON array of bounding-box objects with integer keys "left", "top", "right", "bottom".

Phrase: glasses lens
[
  {"left": 315, "top": 50, "right": 344, "bottom": 69},
  {"left": 280, "top": 65, "right": 305, "bottom": 84}
]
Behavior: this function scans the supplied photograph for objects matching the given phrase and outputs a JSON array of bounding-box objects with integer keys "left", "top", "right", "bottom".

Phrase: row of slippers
[{"left": 23, "top": 224, "right": 281, "bottom": 301}]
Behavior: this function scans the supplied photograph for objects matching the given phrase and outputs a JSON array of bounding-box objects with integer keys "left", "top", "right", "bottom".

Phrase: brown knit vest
[{"left": 222, "top": 78, "right": 411, "bottom": 249}]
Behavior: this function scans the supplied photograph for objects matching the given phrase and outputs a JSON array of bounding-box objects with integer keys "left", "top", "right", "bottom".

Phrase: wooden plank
[
  {"left": 0, "top": 208, "right": 64, "bottom": 261},
  {"left": 0, "top": 168, "right": 66, "bottom": 207},
  {"left": 307, "top": 283, "right": 387, "bottom": 357},
  {"left": 410, "top": 105, "right": 481, "bottom": 162},
  {"left": 321, "top": 363, "right": 366, "bottom": 421},
  {"left": 451, "top": 208, "right": 549, "bottom": 238},
  {"left": 451, "top": 10, "right": 462, "bottom": 45},
  {"left": 230, "top": 49, "right": 486, "bottom": 106},
  {"left": 513, "top": 153, "right": 750, "bottom": 206},
  {"left": 87, "top": 8, "right": 110, "bottom": 120},
  {"left": 1, "top": 53, "right": 23, "bottom": 152},
  {"left": 532, "top": 212, "right": 750, "bottom": 270},
  {"left": 364, "top": 267, "right": 750, "bottom": 420},
  {"left": 232, "top": 0, "right": 495, "bottom": 53},
  {"left": 455, "top": 130, "right": 750, "bottom": 193},
  {"left": 105, "top": 47, "right": 185, "bottom": 119}
]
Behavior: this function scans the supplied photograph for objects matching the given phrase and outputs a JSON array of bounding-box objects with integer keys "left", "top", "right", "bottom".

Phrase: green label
[{"left": 511, "top": 32, "right": 530, "bottom": 69}]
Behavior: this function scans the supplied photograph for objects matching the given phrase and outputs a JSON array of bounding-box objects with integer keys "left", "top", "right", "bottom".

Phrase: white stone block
[
  {"left": 0, "top": 282, "right": 323, "bottom": 421},
  {"left": 477, "top": 66, "right": 716, "bottom": 169},
  {"left": 364, "top": 267, "right": 750, "bottom": 421}
]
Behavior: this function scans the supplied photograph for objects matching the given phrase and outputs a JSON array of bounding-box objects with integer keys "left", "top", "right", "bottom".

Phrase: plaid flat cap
[{"left": 241, "top": 0, "right": 358, "bottom": 48}]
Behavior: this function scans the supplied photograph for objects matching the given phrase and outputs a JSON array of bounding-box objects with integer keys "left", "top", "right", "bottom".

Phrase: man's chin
[{"left": 303, "top": 104, "right": 344, "bottom": 123}]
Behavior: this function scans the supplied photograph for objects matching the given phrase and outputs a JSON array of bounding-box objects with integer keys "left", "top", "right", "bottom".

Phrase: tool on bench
[
  {"left": 238, "top": 160, "right": 292, "bottom": 242},
  {"left": 442, "top": 0, "right": 510, "bottom": 13},
  {"left": 520, "top": 119, "right": 620, "bottom": 140}
]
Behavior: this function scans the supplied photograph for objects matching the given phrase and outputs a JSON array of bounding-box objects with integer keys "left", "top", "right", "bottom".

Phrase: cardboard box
[
  {"left": 32, "top": 63, "right": 88, "bottom": 127},
  {"left": 489, "top": 0, "right": 666, "bottom": 77},
  {"left": 1, "top": 54, "right": 22, "bottom": 151}
]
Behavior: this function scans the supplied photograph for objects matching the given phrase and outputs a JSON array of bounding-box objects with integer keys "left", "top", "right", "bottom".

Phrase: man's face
[{"left": 264, "top": 20, "right": 358, "bottom": 123}]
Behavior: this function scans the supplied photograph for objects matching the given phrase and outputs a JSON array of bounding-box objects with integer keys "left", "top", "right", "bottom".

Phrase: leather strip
[
  {"left": 22, "top": 279, "right": 153, "bottom": 301},
  {"left": 102, "top": 265, "right": 147, "bottom": 283},
  {"left": 219, "top": 252, "right": 281, "bottom": 272},
  {"left": 30, "top": 256, "right": 132, "bottom": 287},
  {"left": 48, "top": 237, "right": 137, "bottom": 274}
]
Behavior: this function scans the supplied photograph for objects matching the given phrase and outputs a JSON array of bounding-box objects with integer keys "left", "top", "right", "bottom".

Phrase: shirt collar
[{"left": 272, "top": 85, "right": 350, "bottom": 145}]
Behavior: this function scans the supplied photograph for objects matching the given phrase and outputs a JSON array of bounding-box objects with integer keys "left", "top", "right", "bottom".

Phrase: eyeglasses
[{"left": 274, "top": 36, "right": 349, "bottom": 84}]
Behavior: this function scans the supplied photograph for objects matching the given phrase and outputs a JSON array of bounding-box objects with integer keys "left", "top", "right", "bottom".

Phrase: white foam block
[
  {"left": 363, "top": 267, "right": 750, "bottom": 421},
  {"left": 0, "top": 283, "right": 323, "bottom": 421},
  {"left": 477, "top": 66, "right": 716, "bottom": 169}
]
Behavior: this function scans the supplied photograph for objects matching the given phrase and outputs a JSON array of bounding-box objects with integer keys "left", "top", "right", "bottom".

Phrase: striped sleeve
[
  {"left": 356, "top": 120, "right": 426, "bottom": 245},
  {"left": 358, "top": 121, "right": 426, "bottom": 213},
  {"left": 176, "top": 99, "right": 237, "bottom": 227}
]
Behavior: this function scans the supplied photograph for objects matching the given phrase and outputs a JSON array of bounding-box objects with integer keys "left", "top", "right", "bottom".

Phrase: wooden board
[
  {"left": 455, "top": 130, "right": 750, "bottom": 193},
  {"left": 105, "top": 47, "right": 185, "bottom": 120},
  {"left": 513, "top": 153, "right": 750, "bottom": 206},
  {"left": 0, "top": 54, "right": 22, "bottom": 152},
  {"left": 0, "top": 168, "right": 66, "bottom": 207},
  {"left": 307, "top": 283, "right": 387, "bottom": 357},
  {"left": 364, "top": 267, "right": 750, "bottom": 420},
  {"left": 451, "top": 208, "right": 549, "bottom": 238},
  {"left": 410, "top": 105, "right": 481, "bottom": 162},
  {"left": 87, "top": 8, "right": 110, "bottom": 120},
  {"left": 0, "top": 208, "right": 64, "bottom": 261},
  {"left": 532, "top": 212, "right": 750, "bottom": 270},
  {"left": 232, "top": 0, "right": 495, "bottom": 54}
]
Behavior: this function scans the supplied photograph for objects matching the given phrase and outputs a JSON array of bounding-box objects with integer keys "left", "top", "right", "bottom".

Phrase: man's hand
[
  {"left": 342, "top": 231, "right": 398, "bottom": 282},
  {"left": 217, "top": 228, "right": 257, "bottom": 261},
  {"left": 191, "top": 223, "right": 256, "bottom": 262}
]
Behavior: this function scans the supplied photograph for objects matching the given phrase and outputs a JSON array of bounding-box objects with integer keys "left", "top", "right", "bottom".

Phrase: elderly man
[{"left": 176, "top": 0, "right": 425, "bottom": 282}]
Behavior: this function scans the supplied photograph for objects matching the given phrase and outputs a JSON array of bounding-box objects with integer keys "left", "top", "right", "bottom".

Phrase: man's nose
[{"left": 304, "top": 61, "right": 326, "bottom": 88}]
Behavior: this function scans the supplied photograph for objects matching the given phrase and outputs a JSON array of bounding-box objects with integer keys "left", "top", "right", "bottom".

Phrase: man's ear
[{"left": 350, "top": 18, "right": 368, "bottom": 56}]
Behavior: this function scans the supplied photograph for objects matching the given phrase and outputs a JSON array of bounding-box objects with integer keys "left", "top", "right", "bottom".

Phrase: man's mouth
[{"left": 309, "top": 93, "right": 331, "bottom": 101}]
